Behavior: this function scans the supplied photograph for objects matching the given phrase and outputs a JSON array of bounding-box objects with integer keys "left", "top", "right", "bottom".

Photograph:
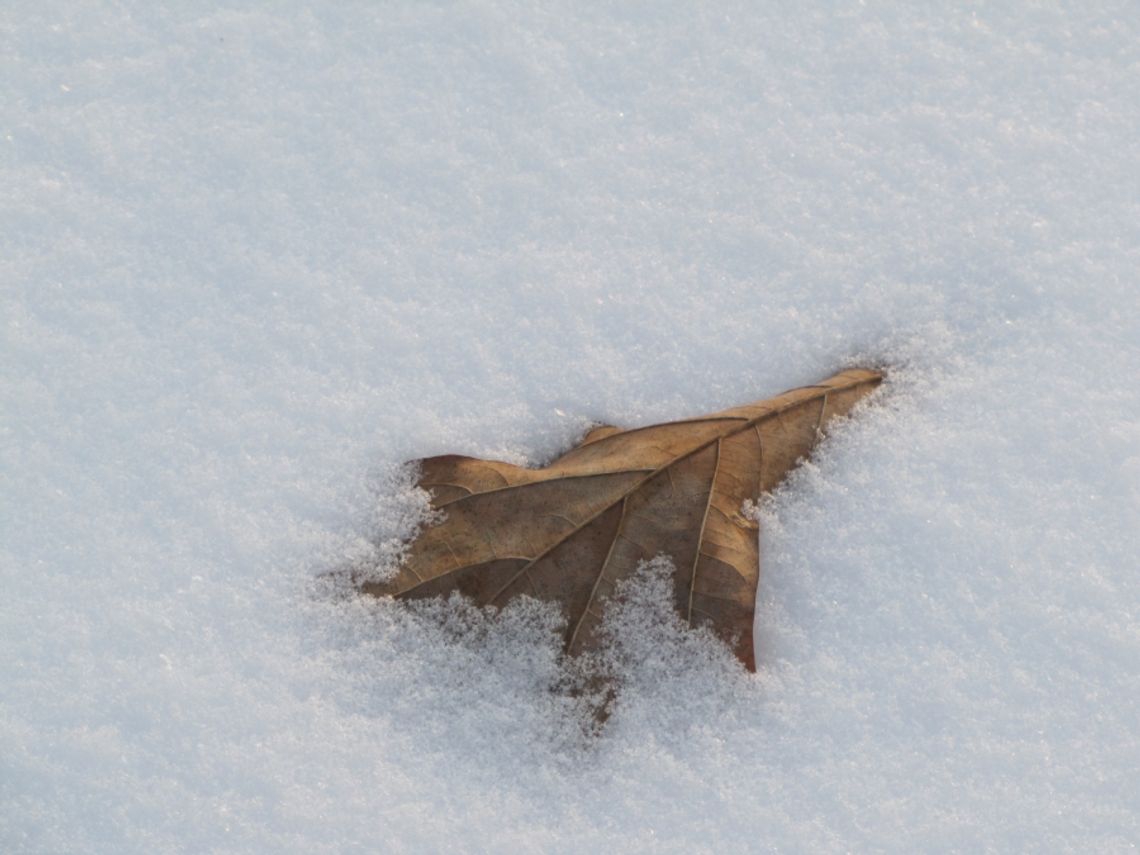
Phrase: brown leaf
[{"left": 363, "top": 369, "right": 882, "bottom": 671}]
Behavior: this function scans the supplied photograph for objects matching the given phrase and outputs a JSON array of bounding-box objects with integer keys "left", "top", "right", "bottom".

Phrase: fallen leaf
[{"left": 363, "top": 368, "right": 882, "bottom": 671}]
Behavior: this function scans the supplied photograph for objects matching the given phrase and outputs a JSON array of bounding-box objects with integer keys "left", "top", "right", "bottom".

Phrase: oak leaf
[{"left": 363, "top": 369, "right": 881, "bottom": 671}]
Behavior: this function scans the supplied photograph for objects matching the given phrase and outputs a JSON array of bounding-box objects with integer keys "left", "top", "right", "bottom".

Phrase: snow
[{"left": 3, "top": 1, "right": 1139, "bottom": 851}]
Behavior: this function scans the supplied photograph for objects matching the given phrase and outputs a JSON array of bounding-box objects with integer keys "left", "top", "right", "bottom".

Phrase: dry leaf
[{"left": 363, "top": 369, "right": 882, "bottom": 671}]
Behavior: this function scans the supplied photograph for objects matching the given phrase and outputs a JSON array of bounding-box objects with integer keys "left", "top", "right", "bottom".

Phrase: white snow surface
[{"left": 4, "top": 2, "right": 1140, "bottom": 852}]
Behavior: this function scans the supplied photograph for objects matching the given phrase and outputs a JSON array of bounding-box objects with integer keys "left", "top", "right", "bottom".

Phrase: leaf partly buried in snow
[{"left": 363, "top": 369, "right": 881, "bottom": 670}]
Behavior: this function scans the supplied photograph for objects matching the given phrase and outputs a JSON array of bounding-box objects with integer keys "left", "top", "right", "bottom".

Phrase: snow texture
[{"left": 3, "top": 1, "right": 1139, "bottom": 852}]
